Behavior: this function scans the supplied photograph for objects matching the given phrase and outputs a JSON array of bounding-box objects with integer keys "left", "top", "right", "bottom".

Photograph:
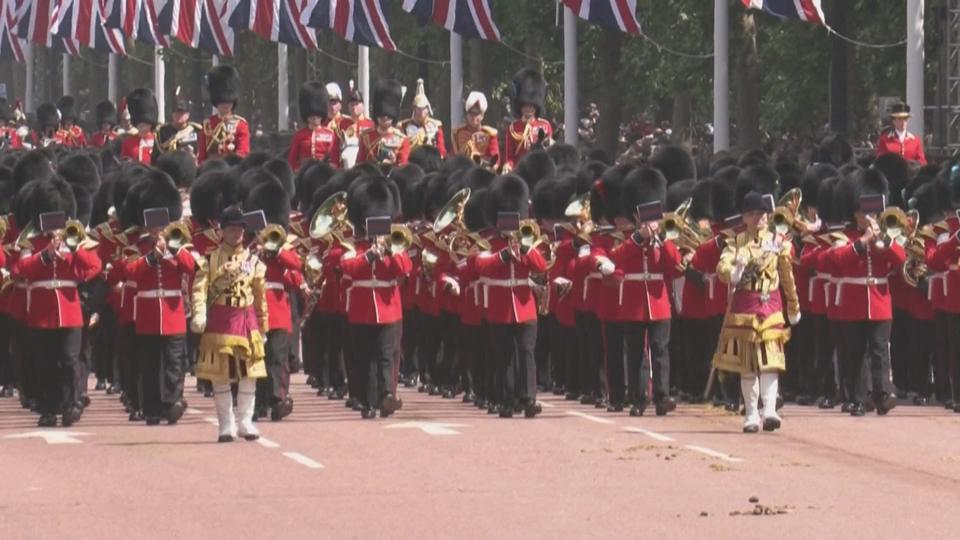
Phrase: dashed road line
[
  {"left": 283, "top": 451, "right": 324, "bottom": 469},
  {"left": 256, "top": 437, "right": 280, "bottom": 449},
  {"left": 185, "top": 408, "right": 202, "bottom": 415},
  {"left": 203, "top": 417, "right": 218, "bottom": 425},
  {"left": 623, "top": 426, "right": 675, "bottom": 442},
  {"left": 684, "top": 445, "right": 744, "bottom": 463},
  {"left": 566, "top": 410, "right": 616, "bottom": 425}
]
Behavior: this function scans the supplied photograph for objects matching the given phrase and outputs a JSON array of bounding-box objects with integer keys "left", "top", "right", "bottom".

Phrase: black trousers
[
  {"left": 843, "top": 320, "right": 895, "bottom": 403},
  {"left": 558, "top": 321, "right": 580, "bottom": 396},
  {"left": 604, "top": 321, "right": 626, "bottom": 405},
  {"left": 350, "top": 322, "right": 401, "bottom": 409},
  {"left": 668, "top": 316, "right": 688, "bottom": 395},
  {"left": 460, "top": 323, "right": 485, "bottom": 398},
  {"left": 488, "top": 321, "right": 538, "bottom": 406},
  {"left": 437, "top": 310, "right": 460, "bottom": 390},
  {"left": 890, "top": 308, "right": 912, "bottom": 393},
  {"left": 31, "top": 327, "right": 82, "bottom": 415},
  {"left": 934, "top": 311, "right": 953, "bottom": 402},
  {"left": 812, "top": 314, "right": 839, "bottom": 399},
  {"left": 306, "top": 312, "right": 346, "bottom": 391},
  {"left": 258, "top": 329, "right": 291, "bottom": 406},
  {"left": 91, "top": 308, "right": 117, "bottom": 382},
  {"left": 625, "top": 320, "right": 671, "bottom": 404},
  {"left": 301, "top": 312, "right": 321, "bottom": 379},
  {"left": 117, "top": 324, "right": 141, "bottom": 411},
  {"left": 535, "top": 314, "right": 550, "bottom": 387},
  {"left": 138, "top": 334, "right": 185, "bottom": 418},
  {"left": 541, "top": 314, "right": 568, "bottom": 389},
  {"left": 77, "top": 319, "right": 93, "bottom": 400},
  {"left": 946, "top": 314, "right": 960, "bottom": 403},
  {"left": 575, "top": 311, "right": 603, "bottom": 398},
  {"left": 14, "top": 321, "right": 35, "bottom": 401},
  {"left": 0, "top": 314, "right": 14, "bottom": 387},
  {"left": 417, "top": 313, "right": 442, "bottom": 386},
  {"left": 287, "top": 291, "right": 304, "bottom": 374},
  {"left": 909, "top": 317, "right": 935, "bottom": 398},
  {"left": 832, "top": 320, "right": 852, "bottom": 402},
  {"left": 681, "top": 317, "right": 722, "bottom": 399},
  {"left": 401, "top": 308, "right": 421, "bottom": 377},
  {"left": 792, "top": 314, "right": 816, "bottom": 397}
]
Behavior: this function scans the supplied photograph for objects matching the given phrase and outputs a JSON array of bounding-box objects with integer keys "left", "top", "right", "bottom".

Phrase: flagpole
[
  {"left": 62, "top": 54, "right": 71, "bottom": 96},
  {"left": 713, "top": 0, "right": 730, "bottom": 151},
  {"left": 906, "top": 0, "right": 924, "bottom": 137},
  {"left": 563, "top": 5, "right": 577, "bottom": 146},
  {"left": 358, "top": 46, "right": 369, "bottom": 110},
  {"left": 24, "top": 44, "right": 34, "bottom": 111},
  {"left": 154, "top": 47, "right": 165, "bottom": 122},
  {"left": 108, "top": 53, "right": 118, "bottom": 104},
  {"left": 278, "top": 43, "right": 289, "bottom": 131},
  {"left": 450, "top": 33, "right": 463, "bottom": 129}
]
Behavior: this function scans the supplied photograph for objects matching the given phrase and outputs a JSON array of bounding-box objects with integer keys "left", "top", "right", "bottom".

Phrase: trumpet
[
  {"left": 259, "top": 224, "right": 288, "bottom": 254},
  {"left": 388, "top": 224, "right": 414, "bottom": 255},
  {"left": 63, "top": 220, "right": 91, "bottom": 251},
  {"left": 516, "top": 219, "right": 543, "bottom": 250},
  {"left": 877, "top": 207, "right": 909, "bottom": 249},
  {"left": 163, "top": 220, "right": 193, "bottom": 251}
]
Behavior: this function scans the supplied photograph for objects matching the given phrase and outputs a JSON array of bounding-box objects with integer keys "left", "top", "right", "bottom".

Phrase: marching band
[{"left": 0, "top": 63, "right": 955, "bottom": 442}]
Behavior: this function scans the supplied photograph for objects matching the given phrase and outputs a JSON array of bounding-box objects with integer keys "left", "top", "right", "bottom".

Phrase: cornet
[
  {"left": 259, "top": 224, "right": 288, "bottom": 254},
  {"left": 63, "top": 220, "right": 93, "bottom": 251},
  {"left": 163, "top": 220, "right": 193, "bottom": 251},
  {"left": 388, "top": 224, "right": 414, "bottom": 255},
  {"left": 877, "top": 207, "right": 909, "bottom": 249}
]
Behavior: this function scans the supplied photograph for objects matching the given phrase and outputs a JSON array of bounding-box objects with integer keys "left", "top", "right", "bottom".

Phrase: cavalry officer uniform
[
  {"left": 503, "top": 69, "right": 553, "bottom": 172},
  {"left": 119, "top": 88, "right": 159, "bottom": 165},
  {"left": 198, "top": 65, "right": 251, "bottom": 163},
  {"left": 875, "top": 102, "right": 926, "bottom": 166},
  {"left": 400, "top": 78, "right": 446, "bottom": 157},
  {"left": 191, "top": 207, "right": 268, "bottom": 443},
  {"left": 29, "top": 103, "right": 62, "bottom": 148},
  {"left": 55, "top": 96, "right": 87, "bottom": 148},
  {"left": 452, "top": 92, "right": 500, "bottom": 168},
  {"left": 288, "top": 81, "right": 342, "bottom": 171},
  {"left": 15, "top": 183, "right": 103, "bottom": 427},
  {"left": 90, "top": 100, "right": 118, "bottom": 148},
  {"left": 828, "top": 171, "right": 905, "bottom": 416},
  {"left": 155, "top": 95, "right": 202, "bottom": 160},
  {"left": 337, "top": 87, "right": 374, "bottom": 169},
  {"left": 358, "top": 80, "right": 410, "bottom": 168},
  {"left": 341, "top": 176, "right": 412, "bottom": 419}
]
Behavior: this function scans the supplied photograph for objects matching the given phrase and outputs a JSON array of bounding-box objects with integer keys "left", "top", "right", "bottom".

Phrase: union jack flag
[
  {"left": 562, "top": 0, "right": 640, "bottom": 34},
  {"left": 50, "top": 0, "right": 127, "bottom": 54},
  {"left": 14, "top": 0, "right": 80, "bottom": 54},
  {"left": 400, "top": 0, "right": 499, "bottom": 42},
  {"left": 103, "top": 0, "right": 169, "bottom": 46},
  {"left": 227, "top": 0, "right": 317, "bottom": 49},
  {"left": 300, "top": 0, "right": 395, "bottom": 51},
  {"left": 0, "top": 0, "right": 25, "bottom": 61},
  {"left": 158, "top": 0, "right": 235, "bottom": 56},
  {"left": 741, "top": 0, "right": 824, "bottom": 25}
]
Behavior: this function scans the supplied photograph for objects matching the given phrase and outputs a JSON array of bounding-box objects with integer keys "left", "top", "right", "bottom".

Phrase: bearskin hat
[
  {"left": 485, "top": 173, "right": 530, "bottom": 224},
  {"left": 735, "top": 164, "right": 779, "bottom": 209},
  {"left": 515, "top": 150, "right": 556, "bottom": 191},
  {"left": 110, "top": 162, "right": 150, "bottom": 227},
  {"left": 127, "top": 88, "right": 158, "bottom": 127},
  {"left": 239, "top": 168, "right": 282, "bottom": 204},
  {"left": 56, "top": 95, "right": 77, "bottom": 122},
  {"left": 346, "top": 176, "right": 400, "bottom": 234},
  {"left": 0, "top": 167, "right": 13, "bottom": 215},
  {"left": 198, "top": 158, "right": 229, "bottom": 176},
  {"left": 57, "top": 154, "right": 101, "bottom": 225},
  {"left": 871, "top": 153, "right": 911, "bottom": 208},
  {"left": 463, "top": 188, "right": 490, "bottom": 232},
  {"left": 246, "top": 179, "right": 291, "bottom": 228},
  {"left": 688, "top": 180, "right": 716, "bottom": 222},
  {"left": 207, "top": 65, "right": 241, "bottom": 107},
  {"left": 816, "top": 177, "right": 840, "bottom": 225},
  {"left": 408, "top": 145, "right": 442, "bottom": 173},
  {"left": 388, "top": 164, "right": 425, "bottom": 200},
  {"left": 547, "top": 143, "right": 580, "bottom": 170},
  {"left": 462, "top": 166, "right": 495, "bottom": 192},
  {"left": 510, "top": 68, "right": 546, "bottom": 118},
  {"left": 709, "top": 152, "right": 738, "bottom": 176},
  {"left": 591, "top": 163, "right": 632, "bottom": 223},
  {"left": 712, "top": 165, "right": 741, "bottom": 192},
  {"left": 776, "top": 160, "right": 803, "bottom": 193},
  {"left": 36, "top": 103, "right": 59, "bottom": 130},
  {"left": 836, "top": 168, "right": 888, "bottom": 222},
  {"left": 906, "top": 178, "right": 941, "bottom": 226},
  {"left": 532, "top": 175, "right": 577, "bottom": 221},
  {"left": 239, "top": 151, "right": 273, "bottom": 173},
  {"left": 295, "top": 160, "right": 337, "bottom": 212},
  {"left": 401, "top": 177, "right": 425, "bottom": 222},
  {"left": 27, "top": 177, "right": 77, "bottom": 225},
  {"left": 190, "top": 169, "right": 242, "bottom": 226},
  {"left": 667, "top": 179, "right": 696, "bottom": 215},
  {"left": 737, "top": 148, "right": 770, "bottom": 169},
  {"left": 622, "top": 167, "right": 668, "bottom": 220},
  {"left": 814, "top": 134, "right": 853, "bottom": 168},
  {"left": 299, "top": 81, "right": 329, "bottom": 123},
  {"left": 155, "top": 151, "right": 197, "bottom": 190},
  {"left": 94, "top": 100, "right": 116, "bottom": 127},
  {"left": 124, "top": 169, "right": 183, "bottom": 227},
  {"left": 372, "top": 79, "right": 403, "bottom": 122},
  {"left": 580, "top": 160, "right": 607, "bottom": 185},
  {"left": 13, "top": 150, "right": 55, "bottom": 193},
  {"left": 263, "top": 158, "right": 294, "bottom": 199},
  {"left": 650, "top": 145, "right": 696, "bottom": 184},
  {"left": 423, "top": 172, "right": 453, "bottom": 221},
  {"left": 801, "top": 163, "right": 839, "bottom": 211}
]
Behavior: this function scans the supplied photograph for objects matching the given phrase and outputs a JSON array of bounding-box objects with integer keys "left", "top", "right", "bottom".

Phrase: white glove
[
  {"left": 730, "top": 263, "right": 745, "bottom": 285},
  {"left": 190, "top": 313, "right": 207, "bottom": 334},
  {"left": 597, "top": 257, "right": 615, "bottom": 276},
  {"left": 442, "top": 276, "right": 461, "bottom": 296},
  {"left": 788, "top": 312, "right": 801, "bottom": 326}
]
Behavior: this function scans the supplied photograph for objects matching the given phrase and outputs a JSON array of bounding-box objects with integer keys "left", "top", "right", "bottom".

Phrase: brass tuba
[
  {"left": 163, "top": 220, "right": 193, "bottom": 251},
  {"left": 309, "top": 191, "right": 354, "bottom": 251},
  {"left": 433, "top": 187, "right": 471, "bottom": 235}
]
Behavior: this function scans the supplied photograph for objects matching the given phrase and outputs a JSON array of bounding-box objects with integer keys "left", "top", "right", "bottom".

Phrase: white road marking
[
  {"left": 256, "top": 437, "right": 280, "bottom": 449},
  {"left": 4, "top": 431, "right": 92, "bottom": 445},
  {"left": 203, "top": 417, "right": 218, "bottom": 425},
  {"left": 185, "top": 408, "right": 202, "bottom": 415},
  {"left": 283, "top": 452, "right": 324, "bottom": 469},
  {"left": 684, "top": 445, "right": 744, "bottom": 463},
  {"left": 539, "top": 401, "right": 555, "bottom": 408},
  {"left": 623, "top": 426, "right": 675, "bottom": 442},
  {"left": 566, "top": 411, "right": 615, "bottom": 425},
  {"left": 384, "top": 421, "right": 468, "bottom": 435}
]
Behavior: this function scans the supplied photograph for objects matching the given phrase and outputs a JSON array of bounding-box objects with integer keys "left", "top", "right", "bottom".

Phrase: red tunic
[
  {"left": 127, "top": 248, "right": 197, "bottom": 335},
  {"left": 262, "top": 248, "right": 302, "bottom": 332},
  {"left": 357, "top": 127, "right": 410, "bottom": 167},
  {"left": 608, "top": 236, "right": 682, "bottom": 322},
  {"left": 57, "top": 125, "right": 87, "bottom": 148},
  {"left": 120, "top": 132, "right": 156, "bottom": 165},
  {"left": 876, "top": 128, "right": 926, "bottom": 166},
  {"left": 198, "top": 114, "right": 250, "bottom": 163},
  {"left": 339, "top": 241, "right": 412, "bottom": 325},
  {"left": 827, "top": 238, "right": 906, "bottom": 321},
  {"left": 287, "top": 126, "right": 342, "bottom": 171},
  {"left": 1, "top": 127, "right": 22, "bottom": 150},
  {"left": 15, "top": 240, "right": 102, "bottom": 329},
  {"left": 90, "top": 130, "right": 117, "bottom": 148},
  {"left": 464, "top": 236, "right": 547, "bottom": 324},
  {"left": 504, "top": 118, "right": 553, "bottom": 170}
]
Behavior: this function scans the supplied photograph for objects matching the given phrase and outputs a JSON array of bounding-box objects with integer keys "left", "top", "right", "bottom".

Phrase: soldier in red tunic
[
  {"left": 27, "top": 103, "right": 61, "bottom": 148},
  {"left": 288, "top": 81, "right": 342, "bottom": 171},
  {"left": 198, "top": 65, "right": 250, "bottom": 164},
  {"left": 119, "top": 88, "right": 159, "bottom": 165},
  {"left": 89, "top": 100, "right": 118, "bottom": 148},
  {"left": 876, "top": 102, "right": 926, "bottom": 166},
  {"left": 452, "top": 92, "right": 499, "bottom": 169},
  {"left": 503, "top": 68, "right": 553, "bottom": 173},
  {"left": 0, "top": 97, "right": 23, "bottom": 150},
  {"left": 357, "top": 80, "right": 410, "bottom": 170},
  {"left": 55, "top": 96, "right": 87, "bottom": 148}
]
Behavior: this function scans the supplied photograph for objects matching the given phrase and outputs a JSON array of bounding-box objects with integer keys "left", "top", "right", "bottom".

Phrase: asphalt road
[{"left": 2, "top": 376, "right": 960, "bottom": 539}]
